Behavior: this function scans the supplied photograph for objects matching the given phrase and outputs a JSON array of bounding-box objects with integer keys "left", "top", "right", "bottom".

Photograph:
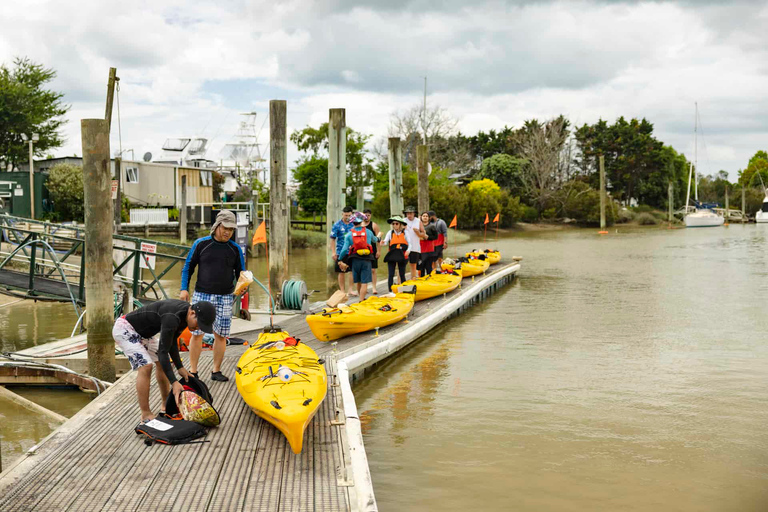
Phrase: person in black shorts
[
  {"left": 429, "top": 210, "right": 448, "bottom": 265},
  {"left": 363, "top": 209, "right": 381, "bottom": 294},
  {"left": 112, "top": 299, "right": 216, "bottom": 422},
  {"left": 330, "top": 206, "right": 355, "bottom": 295}
]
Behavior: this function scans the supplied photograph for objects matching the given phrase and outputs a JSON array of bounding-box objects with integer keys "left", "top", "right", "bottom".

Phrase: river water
[{"left": 2, "top": 226, "right": 768, "bottom": 510}]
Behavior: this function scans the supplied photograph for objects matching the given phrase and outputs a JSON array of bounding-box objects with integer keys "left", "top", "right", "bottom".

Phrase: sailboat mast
[
  {"left": 694, "top": 102, "right": 698, "bottom": 202},
  {"left": 685, "top": 161, "right": 693, "bottom": 213}
]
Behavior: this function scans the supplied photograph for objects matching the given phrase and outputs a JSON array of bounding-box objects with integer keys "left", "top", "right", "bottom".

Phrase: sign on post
[
  {"left": 139, "top": 242, "right": 156, "bottom": 269},
  {"left": 111, "top": 180, "right": 118, "bottom": 200}
]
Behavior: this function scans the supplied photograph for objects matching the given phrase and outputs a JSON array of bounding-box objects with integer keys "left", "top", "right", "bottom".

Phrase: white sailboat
[{"left": 684, "top": 104, "right": 724, "bottom": 228}]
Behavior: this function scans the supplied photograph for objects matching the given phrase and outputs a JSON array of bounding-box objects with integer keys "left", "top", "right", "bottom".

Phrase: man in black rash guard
[
  {"left": 113, "top": 299, "right": 216, "bottom": 422},
  {"left": 180, "top": 210, "right": 244, "bottom": 382}
]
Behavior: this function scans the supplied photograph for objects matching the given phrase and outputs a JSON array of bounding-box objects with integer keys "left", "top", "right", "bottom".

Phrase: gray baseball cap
[{"left": 215, "top": 210, "right": 237, "bottom": 228}]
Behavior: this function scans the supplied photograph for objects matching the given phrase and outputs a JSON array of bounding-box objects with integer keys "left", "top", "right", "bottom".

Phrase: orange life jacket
[{"left": 390, "top": 230, "right": 407, "bottom": 250}]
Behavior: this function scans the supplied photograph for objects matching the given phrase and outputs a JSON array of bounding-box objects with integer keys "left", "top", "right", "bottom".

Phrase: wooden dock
[{"left": 0, "top": 261, "right": 520, "bottom": 511}]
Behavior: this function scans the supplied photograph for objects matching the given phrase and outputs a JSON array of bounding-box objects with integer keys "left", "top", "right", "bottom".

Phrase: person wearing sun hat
[
  {"left": 337, "top": 212, "right": 379, "bottom": 300},
  {"left": 179, "top": 209, "right": 244, "bottom": 382},
  {"left": 113, "top": 298, "right": 216, "bottom": 423},
  {"left": 380, "top": 215, "right": 413, "bottom": 291}
]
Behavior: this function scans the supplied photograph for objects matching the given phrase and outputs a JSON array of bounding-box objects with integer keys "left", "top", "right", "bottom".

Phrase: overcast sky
[{"left": 2, "top": 0, "right": 767, "bottom": 179}]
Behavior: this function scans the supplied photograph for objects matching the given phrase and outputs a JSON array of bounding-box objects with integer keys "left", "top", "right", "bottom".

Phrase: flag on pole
[
  {"left": 484, "top": 213, "right": 489, "bottom": 225},
  {"left": 493, "top": 213, "right": 500, "bottom": 223},
  {"left": 252, "top": 221, "right": 267, "bottom": 245},
  {"left": 448, "top": 215, "right": 457, "bottom": 228}
]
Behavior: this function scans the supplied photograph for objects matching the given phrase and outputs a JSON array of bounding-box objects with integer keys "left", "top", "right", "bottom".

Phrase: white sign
[
  {"left": 14, "top": 187, "right": 23, "bottom": 196},
  {"left": 111, "top": 180, "right": 118, "bottom": 200},
  {"left": 139, "top": 242, "right": 157, "bottom": 270}
]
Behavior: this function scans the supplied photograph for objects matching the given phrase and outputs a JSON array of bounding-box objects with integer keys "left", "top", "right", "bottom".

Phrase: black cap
[
  {"left": 191, "top": 301, "right": 216, "bottom": 334},
  {"left": 427, "top": 210, "right": 436, "bottom": 217}
]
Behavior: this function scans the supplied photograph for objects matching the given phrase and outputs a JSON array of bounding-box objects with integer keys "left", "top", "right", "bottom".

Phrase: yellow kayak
[
  {"left": 466, "top": 249, "right": 501, "bottom": 265},
  {"left": 392, "top": 268, "right": 462, "bottom": 301},
  {"left": 443, "top": 258, "right": 489, "bottom": 276},
  {"left": 306, "top": 289, "right": 416, "bottom": 341},
  {"left": 235, "top": 330, "right": 327, "bottom": 454}
]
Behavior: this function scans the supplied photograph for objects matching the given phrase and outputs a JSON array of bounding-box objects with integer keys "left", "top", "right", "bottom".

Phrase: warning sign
[
  {"left": 139, "top": 242, "right": 156, "bottom": 270},
  {"left": 111, "top": 180, "right": 118, "bottom": 200}
]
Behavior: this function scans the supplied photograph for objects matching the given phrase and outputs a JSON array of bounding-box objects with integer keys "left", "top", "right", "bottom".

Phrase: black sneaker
[
  {"left": 190, "top": 372, "right": 199, "bottom": 380},
  {"left": 211, "top": 371, "right": 229, "bottom": 382}
]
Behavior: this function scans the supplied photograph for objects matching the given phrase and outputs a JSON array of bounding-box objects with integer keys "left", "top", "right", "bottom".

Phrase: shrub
[
  {"left": 521, "top": 205, "right": 538, "bottom": 223},
  {"left": 635, "top": 212, "right": 659, "bottom": 225},
  {"left": 633, "top": 204, "right": 654, "bottom": 213},
  {"left": 168, "top": 208, "right": 179, "bottom": 221},
  {"left": 46, "top": 163, "right": 84, "bottom": 221},
  {"left": 617, "top": 209, "right": 635, "bottom": 223}
]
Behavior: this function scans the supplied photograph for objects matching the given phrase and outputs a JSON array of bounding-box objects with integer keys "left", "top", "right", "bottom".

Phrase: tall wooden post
[
  {"left": 269, "top": 100, "right": 289, "bottom": 293},
  {"left": 180, "top": 175, "right": 187, "bottom": 244},
  {"left": 81, "top": 119, "right": 116, "bottom": 382},
  {"left": 668, "top": 181, "right": 674, "bottom": 223},
  {"left": 724, "top": 185, "right": 729, "bottom": 222},
  {"left": 599, "top": 155, "right": 606, "bottom": 229},
  {"left": 251, "top": 195, "right": 260, "bottom": 257},
  {"left": 327, "top": 109, "right": 346, "bottom": 274},
  {"left": 105, "top": 67, "right": 117, "bottom": 130},
  {"left": 388, "top": 137, "right": 403, "bottom": 215},
  {"left": 416, "top": 145, "right": 429, "bottom": 213},
  {"left": 356, "top": 185, "right": 365, "bottom": 212},
  {"left": 28, "top": 140, "right": 35, "bottom": 219}
]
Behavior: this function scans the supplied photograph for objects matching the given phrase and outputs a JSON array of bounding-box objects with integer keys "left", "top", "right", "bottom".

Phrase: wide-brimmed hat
[
  {"left": 387, "top": 215, "right": 406, "bottom": 224},
  {"left": 403, "top": 205, "right": 417, "bottom": 213}
]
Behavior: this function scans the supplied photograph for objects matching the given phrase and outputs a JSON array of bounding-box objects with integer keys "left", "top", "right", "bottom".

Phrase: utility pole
[
  {"left": 742, "top": 186, "right": 746, "bottom": 223},
  {"left": 81, "top": 118, "right": 116, "bottom": 382},
  {"left": 326, "top": 109, "right": 347, "bottom": 275},
  {"left": 180, "top": 175, "right": 187, "bottom": 244},
  {"left": 105, "top": 67, "right": 121, "bottom": 231},
  {"left": 388, "top": 137, "right": 404, "bottom": 215},
  {"left": 269, "top": 100, "right": 289, "bottom": 293},
  {"left": 599, "top": 155, "right": 606, "bottom": 230},
  {"left": 422, "top": 76, "right": 427, "bottom": 145},
  {"left": 417, "top": 145, "right": 429, "bottom": 213},
  {"left": 725, "top": 185, "right": 729, "bottom": 224},
  {"left": 23, "top": 134, "right": 38, "bottom": 219}
]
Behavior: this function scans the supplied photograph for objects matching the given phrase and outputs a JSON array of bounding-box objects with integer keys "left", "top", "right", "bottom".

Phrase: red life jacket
[
  {"left": 390, "top": 231, "right": 407, "bottom": 250},
  {"left": 351, "top": 226, "right": 371, "bottom": 255}
]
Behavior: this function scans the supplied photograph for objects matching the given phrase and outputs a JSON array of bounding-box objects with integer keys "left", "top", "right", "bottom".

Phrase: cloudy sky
[{"left": 2, "top": 0, "right": 767, "bottom": 179}]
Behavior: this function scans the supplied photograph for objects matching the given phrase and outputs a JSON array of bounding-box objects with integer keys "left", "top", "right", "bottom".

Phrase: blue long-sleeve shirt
[
  {"left": 181, "top": 236, "right": 244, "bottom": 295},
  {"left": 338, "top": 228, "right": 379, "bottom": 259}
]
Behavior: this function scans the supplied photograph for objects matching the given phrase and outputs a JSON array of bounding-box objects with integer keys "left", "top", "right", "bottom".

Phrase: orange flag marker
[
  {"left": 252, "top": 221, "right": 267, "bottom": 245},
  {"left": 448, "top": 215, "right": 457, "bottom": 228}
]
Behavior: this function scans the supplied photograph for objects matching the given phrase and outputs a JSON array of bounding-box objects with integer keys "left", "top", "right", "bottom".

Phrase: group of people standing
[{"left": 330, "top": 206, "right": 449, "bottom": 297}]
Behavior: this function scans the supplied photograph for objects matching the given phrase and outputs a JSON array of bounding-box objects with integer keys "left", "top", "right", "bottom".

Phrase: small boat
[
  {"left": 443, "top": 257, "right": 489, "bottom": 277},
  {"left": 392, "top": 267, "right": 462, "bottom": 301},
  {"left": 306, "top": 288, "right": 416, "bottom": 341},
  {"left": 467, "top": 249, "right": 501, "bottom": 265},
  {"left": 756, "top": 196, "right": 768, "bottom": 223},
  {"left": 684, "top": 103, "right": 724, "bottom": 228},
  {"left": 235, "top": 328, "right": 327, "bottom": 454}
]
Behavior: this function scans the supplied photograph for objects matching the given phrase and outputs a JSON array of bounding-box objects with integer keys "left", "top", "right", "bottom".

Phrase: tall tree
[
  {"left": 388, "top": 104, "right": 457, "bottom": 164},
  {"left": 518, "top": 117, "right": 570, "bottom": 212},
  {"left": 0, "top": 58, "right": 69, "bottom": 170}
]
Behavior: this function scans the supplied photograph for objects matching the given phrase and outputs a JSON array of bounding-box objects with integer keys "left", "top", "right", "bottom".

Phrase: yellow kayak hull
[
  {"left": 306, "top": 292, "right": 416, "bottom": 341},
  {"left": 443, "top": 259, "right": 489, "bottom": 276},
  {"left": 466, "top": 250, "right": 501, "bottom": 265},
  {"left": 235, "top": 331, "right": 327, "bottom": 454},
  {"left": 391, "top": 269, "right": 462, "bottom": 301}
]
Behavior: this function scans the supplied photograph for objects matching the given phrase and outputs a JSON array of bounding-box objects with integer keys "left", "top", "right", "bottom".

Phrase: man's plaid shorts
[{"left": 191, "top": 291, "right": 234, "bottom": 337}]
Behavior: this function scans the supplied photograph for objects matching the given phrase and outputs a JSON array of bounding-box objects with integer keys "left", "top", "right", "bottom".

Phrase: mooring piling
[
  {"left": 327, "top": 108, "right": 347, "bottom": 276},
  {"left": 388, "top": 137, "right": 404, "bottom": 215},
  {"left": 417, "top": 144, "right": 429, "bottom": 213},
  {"left": 269, "top": 100, "right": 289, "bottom": 293}
]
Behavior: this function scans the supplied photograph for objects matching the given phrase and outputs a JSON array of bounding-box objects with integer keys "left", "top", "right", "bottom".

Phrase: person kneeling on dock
[
  {"left": 112, "top": 299, "right": 216, "bottom": 422},
  {"left": 380, "top": 215, "right": 412, "bottom": 291},
  {"left": 338, "top": 212, "right": 379, "bottom": 300}
]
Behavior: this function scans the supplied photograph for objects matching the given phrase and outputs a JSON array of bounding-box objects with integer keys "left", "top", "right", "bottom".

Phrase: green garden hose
[{"left": 281, "top": 280, "right": 306, "bottom": 310}]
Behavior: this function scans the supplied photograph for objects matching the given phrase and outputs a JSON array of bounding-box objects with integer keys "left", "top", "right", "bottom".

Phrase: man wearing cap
[
  {"left": 403, "top": 206, "right": 427, "bottom": 279},
  {"left": 330, "top": 205, "right": 355, "bottom": 295},
  {"left": 429, "top": 211, "right": 448, "bottom": 267},
  {"left": 112, "top": 299, "right": 216, "bottom": 422},
  {"left": 180, "top": 210, "right": 245, "bottom": 382}
]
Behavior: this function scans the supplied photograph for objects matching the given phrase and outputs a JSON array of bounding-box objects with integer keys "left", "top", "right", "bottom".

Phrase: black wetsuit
[{"left": 125, "top": 299, "right": 189, "bottom": 383}]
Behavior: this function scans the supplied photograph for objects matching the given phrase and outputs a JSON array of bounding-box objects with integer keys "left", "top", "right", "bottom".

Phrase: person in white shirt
[{"left": 402, "top": 206, "right": 426, "bottom": 279}]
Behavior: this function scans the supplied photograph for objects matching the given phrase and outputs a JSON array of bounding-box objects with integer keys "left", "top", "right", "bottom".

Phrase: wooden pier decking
[{"left": 0, "top": 261, "right": 520, "bottom": 512}]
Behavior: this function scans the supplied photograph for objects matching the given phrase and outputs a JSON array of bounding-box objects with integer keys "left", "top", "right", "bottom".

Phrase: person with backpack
[
  {"left": 330, "top": 206, "right": 355, "bottom": 295},
  {"left": 362, "top": 209, "right": 382, "bottom": 295},
  {"left": 112, "top": 299, "right": 216, "bottom": 423},
  {"left": 337, "top": 212, "right": 379, "bottom": 300},
  {"left": 430, "top": 210, "right": 449, "bottom": 267},
  {"left": 380, "top": 215, "right": 413, "bottom": 291}
]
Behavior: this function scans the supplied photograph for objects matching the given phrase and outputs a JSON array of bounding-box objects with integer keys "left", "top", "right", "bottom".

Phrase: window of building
[
  {"left": 200, "top": 171, "right": 212, "bottom": 187},
  {"left": 126, "top": 167, "right": 139, "bottom": 183}
]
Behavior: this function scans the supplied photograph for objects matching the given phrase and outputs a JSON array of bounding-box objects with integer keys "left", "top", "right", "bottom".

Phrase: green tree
[
  {"left": 477, "top": 153, "right": 526, "bottom": 194},
  {"left": 293, "top": 156, "right": 329, "bottom": 213},
  {"left": 46, "top": 163, "right": 84, "bottom": 221},
  {"left": 0, "top": 58, "right": 69, "bottom": 170}
]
